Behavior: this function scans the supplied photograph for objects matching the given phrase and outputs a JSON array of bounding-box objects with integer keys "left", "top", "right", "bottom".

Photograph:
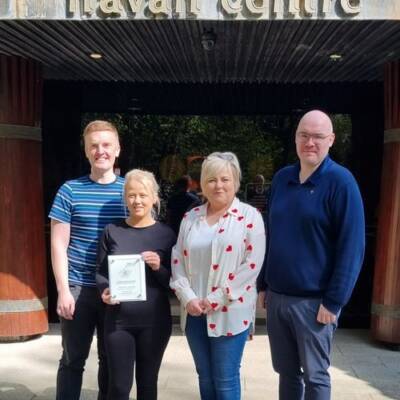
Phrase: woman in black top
[{"left": 96, "top": 169, "right": 176, "bottom": 400}]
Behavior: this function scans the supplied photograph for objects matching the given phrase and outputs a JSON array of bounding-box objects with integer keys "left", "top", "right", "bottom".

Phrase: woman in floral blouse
[{"left": 170, "top": 152, "right": 266, "bottom": 400}]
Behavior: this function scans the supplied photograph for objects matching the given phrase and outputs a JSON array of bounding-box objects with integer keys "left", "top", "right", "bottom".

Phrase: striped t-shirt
[{"left": 49, "top": 175, "right": 126, "bottom": 286}]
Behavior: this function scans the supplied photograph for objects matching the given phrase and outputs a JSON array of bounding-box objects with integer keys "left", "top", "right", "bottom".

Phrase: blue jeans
[
  {"left": 185, "top": 315, "right": 248, "bottom": 400},
  {"left": 56, "top": 285, "right": 107, "bottom": 400},
  {"left": 266, "top": 290, "right": 338, "bottom": 400}
]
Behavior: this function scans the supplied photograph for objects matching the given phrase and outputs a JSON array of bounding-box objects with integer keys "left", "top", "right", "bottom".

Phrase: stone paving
[{"left": 0, "top": 324, "right": 399, "bottom": 400}]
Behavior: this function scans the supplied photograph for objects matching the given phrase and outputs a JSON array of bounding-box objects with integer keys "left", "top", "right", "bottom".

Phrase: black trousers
[
  {"left": 56, "top": 285, "right": 107, "bottom": 400},
  {"left": 104, "top": 319, "right": 172, "bottom": 400}
]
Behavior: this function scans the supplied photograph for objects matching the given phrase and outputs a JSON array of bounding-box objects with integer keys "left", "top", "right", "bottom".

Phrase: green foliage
[
  {"left": 82, "top": 113, "right": 351, "bottom": 207},
  {"left": 82, "top": 113, "right": 285, "bottom": 187},
  {"left": 330, "top": 114, "right": 352, "bottom": 164}
]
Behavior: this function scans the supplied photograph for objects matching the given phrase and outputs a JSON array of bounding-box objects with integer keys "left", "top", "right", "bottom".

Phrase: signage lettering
[
  {"left": 148, "top": 0, "right": 170, "bottom": 14},
  {"left": 288, "top": 0, "right": 300, "bottom": 15},
  {"left": 341, "top": 0, "right": 361, "bottom": 14},
  {"left": 191, "top": 0, "right": 201, "bottom": 14},
  {"left": 67, "top": 0, "right": 361, "bottom": 17},
  {"left": 322, "top": 0, "right": 331, "bottom": 13},
  {"left": 84, "top": 0, "right": 96, "bottom": 12},
  {"left": 221, "top": 0, "right": 243, "bottom": 14},
  {"left": 246, "top": 0, "right": 267, "bottom": 14},
  {"left": 175, "top": 0, "right": 185, "bottom": 13},
  {"left": 304, "top": 0, "right": 317, "bottom": 15},
  {"left": 99, "top": 0, "right": 123, "bottom": 13},
  {"left": 127, "top": 0, "right": 144, "bottom": 13}
]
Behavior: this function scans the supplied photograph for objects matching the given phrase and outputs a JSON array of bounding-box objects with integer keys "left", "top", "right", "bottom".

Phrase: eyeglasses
[{"left": 296, "top": 132, "right": 332, "bottom": 144}]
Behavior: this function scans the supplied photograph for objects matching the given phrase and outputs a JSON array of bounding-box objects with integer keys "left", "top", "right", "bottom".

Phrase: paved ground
[{"left": 1, "top": 324, "right": 399, "bottom": 400}]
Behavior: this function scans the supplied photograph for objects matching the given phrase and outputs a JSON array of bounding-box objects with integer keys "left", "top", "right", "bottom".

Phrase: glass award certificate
[{"left": 108, "top": 254, "right": 147, "bottom": 302}]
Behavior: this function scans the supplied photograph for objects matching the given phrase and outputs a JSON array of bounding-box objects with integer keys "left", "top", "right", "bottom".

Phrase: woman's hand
[
  {"left": 101, "top": 288, "right": 120, "bottom": 305},
  {"left": 186, "top": 298, "right": 205, "bottom": 316},
  {"left": 142, "top": 251, "right": 161, "bottom": 271},
  {"left": 199, "top": 298, "right": 214, "bottom": 314}
]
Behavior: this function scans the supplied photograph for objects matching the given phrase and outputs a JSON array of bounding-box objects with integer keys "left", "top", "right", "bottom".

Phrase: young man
[
  {"left": 258, "top": 110, "right": 365, "bottom": 400},
  {"left": 49, "top": 120, "right": 126, "bottom": 400}
]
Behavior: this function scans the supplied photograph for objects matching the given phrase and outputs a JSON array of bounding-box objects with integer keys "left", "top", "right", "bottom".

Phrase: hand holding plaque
[{"left": 108, "top": 255, "right": 147, "bottom": 302}]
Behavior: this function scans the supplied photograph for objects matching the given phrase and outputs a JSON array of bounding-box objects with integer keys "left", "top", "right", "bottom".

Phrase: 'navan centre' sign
[{"left": 0, "top": 0, "right": 399, "bottom": 20}]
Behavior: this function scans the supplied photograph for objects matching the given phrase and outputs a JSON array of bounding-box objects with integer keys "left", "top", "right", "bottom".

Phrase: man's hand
[
  {"left": 317, "top": 304, "right": 336, "bottom": 325},
  {"left": 257, "top": 291, "right": 266, "bottom": 309},
  {"left": 101, "top": 288, "right": 120, "bottom": 305},
  {"left": 57, "top": 289, "right": 75, "bottom": 320},
  {"left": 186, "top": 298, "right": 205, "bottom": 316},
  {"left": 142, "top": 251, "right": 160, "bottom": 271}
]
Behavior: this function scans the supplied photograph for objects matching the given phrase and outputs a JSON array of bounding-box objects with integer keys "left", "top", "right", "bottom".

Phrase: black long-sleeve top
[{"left": 96, "top": 220, "right": 176, "bottom": 328}]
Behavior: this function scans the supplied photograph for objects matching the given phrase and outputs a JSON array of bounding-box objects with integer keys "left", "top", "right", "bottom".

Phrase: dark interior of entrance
[{"left": 42, "top": 80, "right": 384, "bottom": 327}]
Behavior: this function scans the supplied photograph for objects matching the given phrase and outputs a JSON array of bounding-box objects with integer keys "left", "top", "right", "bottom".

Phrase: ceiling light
[
  {"left": 89, "top": 53, "right": 103, "bottom": 59},
  {"left": 329, "top": 53, "right": 342, "bottom": 61}
]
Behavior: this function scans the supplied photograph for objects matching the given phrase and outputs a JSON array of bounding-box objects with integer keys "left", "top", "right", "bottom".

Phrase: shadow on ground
[
  {"left": 0, "top": 383, "right": 135, "bottom": 400},
  {"left": 330, "top": 330, "right": 400, "bottom": 400},
  {"left": 1, "top": 327, "right": 400, "bottom": 400},
  {"left": 0, "top": 383, "right": 35, "bottom": 400}
]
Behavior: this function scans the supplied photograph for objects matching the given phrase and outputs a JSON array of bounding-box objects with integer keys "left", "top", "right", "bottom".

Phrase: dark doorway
[{"left": 42, "top": 81, "right": 383, "bottom": 327}]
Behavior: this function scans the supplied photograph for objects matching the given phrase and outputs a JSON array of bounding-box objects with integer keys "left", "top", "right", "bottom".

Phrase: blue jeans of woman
[{"left": 185, "top": 315, "right": 248, "bottom": 400}]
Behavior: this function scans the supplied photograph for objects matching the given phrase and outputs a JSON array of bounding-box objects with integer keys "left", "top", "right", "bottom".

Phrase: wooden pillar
[
  {"left": 371, "top": 61, "right": 400, "bottom": 345},
  {"left": 0, "top": 56, "right": 48, "bottom": 339}
]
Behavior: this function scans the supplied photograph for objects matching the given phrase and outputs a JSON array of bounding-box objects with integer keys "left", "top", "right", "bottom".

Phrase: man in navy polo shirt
[
  {"left": 257, "top": 110, "right": 365, "bottom": 400},
  {"left": 49, "top": 120, "right": 126, "bottom": 400}
]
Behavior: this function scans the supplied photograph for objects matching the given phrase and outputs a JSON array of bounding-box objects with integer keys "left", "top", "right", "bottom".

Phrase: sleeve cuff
[
  {"left": 179, "top": 289, "right": 198, "bottom": 307},
  {"left": 206, "top": 288, "right": 226, "bottom": 308},
  {"left": 322, "top": 298, "right": 342, "bottom": 315}
]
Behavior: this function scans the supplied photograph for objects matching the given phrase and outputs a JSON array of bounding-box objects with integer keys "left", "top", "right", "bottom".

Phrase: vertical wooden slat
[
  {"left": 371, "top": 60, "right": 400, "bottom": 345},
  {"left": 28, "top": 61, "right": 35, "bottom": 125},
  {"left": 0, "top": 55, "right": 47, "bottom": 339}
]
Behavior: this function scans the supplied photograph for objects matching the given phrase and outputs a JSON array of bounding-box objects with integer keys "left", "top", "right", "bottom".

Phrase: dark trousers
[
  {"left": 104, "top": 321, "right": 172, "bottom": 400},
  {"left": 56, "top": 285, "right": 107, "bottom": 400},
  {"left": 266, "top": 291, "right": 338, "bottom": 400}
]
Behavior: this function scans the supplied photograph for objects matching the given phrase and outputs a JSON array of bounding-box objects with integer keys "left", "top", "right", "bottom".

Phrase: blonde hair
[
  {"left": 200, "top": 152, "right": 241, "bottom": 195},
  {"left": 124, "top": 169, "right": 160, "bottom": 215},
  {"left": 83, "top": 120, "right": 119, "bottom": 141}
]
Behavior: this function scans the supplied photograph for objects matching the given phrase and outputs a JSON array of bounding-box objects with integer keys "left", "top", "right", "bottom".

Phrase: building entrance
[{"left": 2, "top": 0, "right": 400, "bottom": 343}]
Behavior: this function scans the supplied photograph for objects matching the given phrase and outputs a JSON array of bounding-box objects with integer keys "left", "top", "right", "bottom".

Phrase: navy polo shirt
[{"left": 258, "top": 156, "right": 365, "bottom": 314}]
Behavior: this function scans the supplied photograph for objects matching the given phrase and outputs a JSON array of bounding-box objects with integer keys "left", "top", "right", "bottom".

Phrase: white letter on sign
[
  {"left": 246, "top": 0, "right": 267, "bottom": 14},
  {"left": 340, "top": 0, "right": 360, "bottom": 14},
  {"left": 221, "top": 0, "right": 243, "bottom": 14},
  {"left": 127, "top": 0, "right": 144, "bottom": 13},
  {"left": 322, "top": 0, "right": 333, "bottom": 14},
  {"left": 149, "top": 0, "right": 170, "bottom": 14},
  {"left": 288, "top": 0, "right": 300, "bottom": 15},
  {"left": 304, "top": 0, "right": 316, "bottom": 15},
  {"left": 99, "top": 0, "right": 123, "bottom": 14}
]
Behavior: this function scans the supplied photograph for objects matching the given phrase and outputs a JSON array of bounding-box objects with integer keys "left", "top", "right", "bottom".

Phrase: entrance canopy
[
  {"left": 1, "top": 0, "right": 400, "bottom": 83},
  {"left": 1, "top": 1, "right": 400, "bottom": 343}
]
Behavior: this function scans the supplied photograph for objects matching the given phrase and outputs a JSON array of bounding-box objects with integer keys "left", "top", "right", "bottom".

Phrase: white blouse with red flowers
[{"left": 170, "top": 197, "right": 266, "bottom": 337}]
